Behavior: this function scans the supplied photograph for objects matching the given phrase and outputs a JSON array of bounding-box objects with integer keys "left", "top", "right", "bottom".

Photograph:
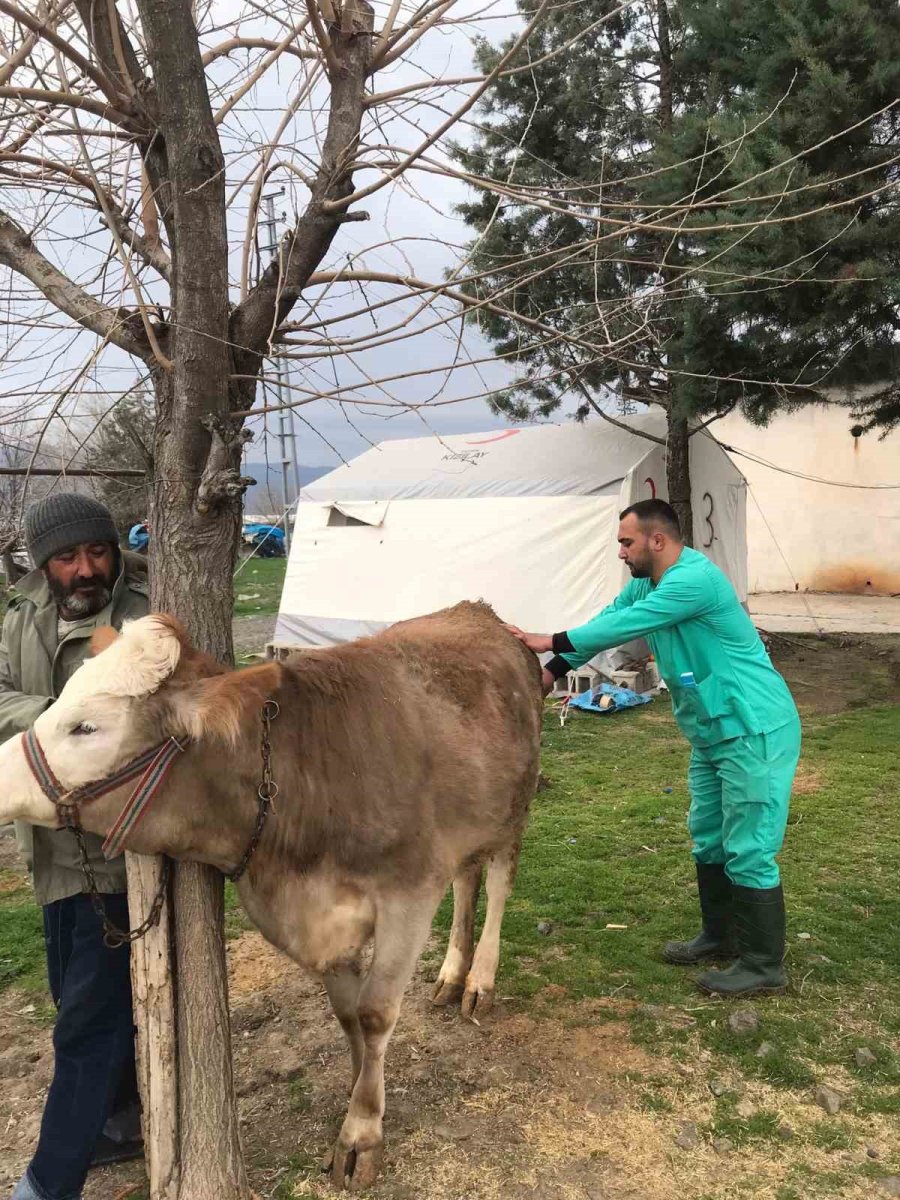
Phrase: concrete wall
[{"left": 713, "top": 404, "right": 900, "bottom": 595}]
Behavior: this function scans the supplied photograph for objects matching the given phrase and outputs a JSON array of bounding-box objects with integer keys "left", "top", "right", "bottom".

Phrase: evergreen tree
[{"left": 455, "top": 0, "right": 900, "bottom": 535}]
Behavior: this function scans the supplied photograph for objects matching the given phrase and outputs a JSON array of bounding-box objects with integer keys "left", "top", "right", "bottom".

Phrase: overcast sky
[{"left": 1, "top": 0, "right": 600, "bottom": 498}]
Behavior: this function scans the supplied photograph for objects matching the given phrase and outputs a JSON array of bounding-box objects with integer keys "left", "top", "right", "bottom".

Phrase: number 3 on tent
[{"left": 702, "top": 492, "right": 715, "bottom": 547}]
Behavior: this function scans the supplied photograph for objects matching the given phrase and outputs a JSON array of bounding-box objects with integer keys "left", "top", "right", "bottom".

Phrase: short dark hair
[{"left": 619, "top": 498, "right": 682, "bottom": 540}]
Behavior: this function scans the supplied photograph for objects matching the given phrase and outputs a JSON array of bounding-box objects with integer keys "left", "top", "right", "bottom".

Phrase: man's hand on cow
[{"left": 503, "top": 624, "right": 553, "bottom": 654}]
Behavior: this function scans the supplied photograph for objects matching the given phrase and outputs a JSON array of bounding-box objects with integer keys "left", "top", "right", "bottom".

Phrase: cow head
[{"left": 0, "top": 616, "right": 282, "bottom": 863}]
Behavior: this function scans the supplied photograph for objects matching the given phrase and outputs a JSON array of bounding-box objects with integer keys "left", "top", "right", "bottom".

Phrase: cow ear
[
  {"left": 169, "top": 663, "right": 283, "bottom": 746},
  {"left": 87, "top": 615, "right": 182, "bottom": 698},
  {"left": 90, "top": 626, "right": 120, "bottom": 656}
]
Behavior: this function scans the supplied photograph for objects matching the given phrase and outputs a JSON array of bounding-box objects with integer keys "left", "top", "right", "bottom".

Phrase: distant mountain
[{"left": 242, "top": 462, "right": 330, "bottom": 516}]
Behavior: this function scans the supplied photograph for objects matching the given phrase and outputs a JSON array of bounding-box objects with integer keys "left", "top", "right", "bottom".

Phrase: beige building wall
[{"left": 713, "top": 404, "right": 900, "bottom": 595}]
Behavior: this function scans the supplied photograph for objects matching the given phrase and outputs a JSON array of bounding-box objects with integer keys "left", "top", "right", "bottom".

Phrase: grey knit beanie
[{"left": 24, "top": 492, "right": 119, "bottom": 568}]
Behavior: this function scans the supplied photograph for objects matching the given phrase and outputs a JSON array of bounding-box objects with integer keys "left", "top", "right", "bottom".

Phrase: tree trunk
[
  {"left": 138, "top": 0, "right": 250, "bottom": 1192},
  {"left": 654, "top": 1, "right": 694, "bottom": 546},
  {"left": 666, "top": 411, "right": 694, "bottom": 546},
  {"left": 126, "top": 853, "right": 179, "bottom": 1200},
  {"left": 172, "top": 865, "right": 247, "bottom": 1198}
]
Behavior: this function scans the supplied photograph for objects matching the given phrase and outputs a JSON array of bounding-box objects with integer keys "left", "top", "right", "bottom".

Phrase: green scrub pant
[{"left": 687, "top": 716, "right": 801, "bottom": 889}]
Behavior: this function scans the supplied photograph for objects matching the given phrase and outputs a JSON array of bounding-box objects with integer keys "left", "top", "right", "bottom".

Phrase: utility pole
[{"left": 257, "top": 193, "right": 300, "bottom": 553}]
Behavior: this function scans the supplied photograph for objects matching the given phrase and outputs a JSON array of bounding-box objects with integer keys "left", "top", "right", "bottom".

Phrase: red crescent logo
[{"left": 463, "top": 430, "right": 522, "bottom": 446}]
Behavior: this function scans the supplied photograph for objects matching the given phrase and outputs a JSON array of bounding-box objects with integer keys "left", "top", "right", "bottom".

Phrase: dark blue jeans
[{"left": 28, "top": 893, "right": 137, "bottom": 1200}]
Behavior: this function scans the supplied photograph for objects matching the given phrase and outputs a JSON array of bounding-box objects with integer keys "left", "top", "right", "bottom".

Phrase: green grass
[
  {"left": 1, "top": 637, "right": 898, "bottom": 1187},
  {"left": 225, "top": 879, "right": 253, "bottom": 938},
  {"left": 427, "top": 699, "right": 900, "bottom": 1136},
  {"left": 232, "top": 556, "right": 286, "bottom": 618},
  {"left": 269, "top": 1152, "right": 321, "bottom": 1199},
  {"left": 0, "top": 870, "right": 49, "bottom": 995}
]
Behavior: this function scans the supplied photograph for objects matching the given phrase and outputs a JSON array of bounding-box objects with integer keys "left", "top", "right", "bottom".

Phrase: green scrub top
[{"left": 559, "top": 547, "right": 798, "bottom": 748}]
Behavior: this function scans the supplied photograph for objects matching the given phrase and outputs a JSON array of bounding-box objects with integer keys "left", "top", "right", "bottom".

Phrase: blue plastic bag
[
  {"left": 567, "top": 682, "right": 653, "bottom": 714},
  {"left": 128, "top": 523, "right": 149, "bottom": 552}
]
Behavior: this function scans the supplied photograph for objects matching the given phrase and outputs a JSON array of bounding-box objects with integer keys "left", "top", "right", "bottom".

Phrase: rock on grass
[
  {"left": 815, "top": 1084, "right": 843, "bottom": 1115},
  {"left": 728, "top": 1008, "right": 759, "bottom": 1035},
  {"left": 674, "top": 1121, "right": 700, "bottom": 1150}
]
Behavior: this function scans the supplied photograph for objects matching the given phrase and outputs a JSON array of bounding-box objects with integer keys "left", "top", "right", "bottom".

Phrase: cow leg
[
  {"left": 431, "top": 861, "right": 483, "bottom": 1007},
  {"left": 322, "top": 963, "right": 365, "bottom": 1090},
  {"left": 329, "top": 890, "right": 439, "bottom": 1192},
  {"left": 461, "top": 842, "right": 519, "bottom": 1020}
]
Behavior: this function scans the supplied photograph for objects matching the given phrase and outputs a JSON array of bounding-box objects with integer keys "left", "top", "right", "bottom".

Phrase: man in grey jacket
[{"left": 2, "top": 494, "right": 149, "bottom": 1200}]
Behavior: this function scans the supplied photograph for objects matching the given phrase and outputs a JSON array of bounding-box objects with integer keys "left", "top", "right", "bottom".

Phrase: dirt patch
[
  {"left": 766, "top": 631, "right": 900, "bottom": 715},
  {"left": 211, "top": 933, "right": 900, "bottom": 1200},
  {"left": 233, "top": 614, "right": 277, "bottom": 659},
  {"left": 0, "top": 830, "right": 23, "bottom": 873},
  {"left": 228, "top": 928, "right": 297, "bottom": 996},
  {"left": 791, "top": 762, "right": 825, "bottom": 795},
  {"left": 1, "top": 929, "right": 895, "bottom": 1200}
]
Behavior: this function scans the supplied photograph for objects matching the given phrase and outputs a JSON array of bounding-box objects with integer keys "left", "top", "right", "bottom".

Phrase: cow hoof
[
  {"left": 330, "top": 1139, "right": 384, "bottom": 1191},
  {"left": 461, "top": 985, "right": 494, "bottom": 1020},
  {"left": 431, "top": 979, "right": 465, "bottom": 1007}
]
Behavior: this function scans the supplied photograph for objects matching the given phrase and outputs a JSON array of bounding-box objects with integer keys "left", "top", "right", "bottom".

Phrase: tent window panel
[{"left": 327, "top": 508, "right": 370, "bottom": 528}]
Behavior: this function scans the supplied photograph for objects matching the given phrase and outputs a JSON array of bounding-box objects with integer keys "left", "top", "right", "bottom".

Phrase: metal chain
[
  {"left": 228, "top": 699, "right": 280, "bottom": 883},
  {"left": 70, "top": 820, "right": 171, "bottom": 949}
]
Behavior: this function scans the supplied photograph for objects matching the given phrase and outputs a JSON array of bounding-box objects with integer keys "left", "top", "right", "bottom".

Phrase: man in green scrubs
[{"left": 506, "top": 498, "right": 801, "bottom": 996}]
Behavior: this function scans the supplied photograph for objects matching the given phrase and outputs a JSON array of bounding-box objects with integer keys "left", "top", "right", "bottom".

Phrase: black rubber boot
[
  {"left": 662, "top": 863, "right": 736, "bottom": 964},
  {"left": 697, "top": 884, "right": 787, "bottom": 996},
  {"left": 90, "top": 1099, "right": 143, "bottom": 1169}
]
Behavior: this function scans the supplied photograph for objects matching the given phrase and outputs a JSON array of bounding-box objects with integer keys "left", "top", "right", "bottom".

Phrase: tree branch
[
  {"left": 571, "top": 377, "right": 667, "bottom": 445},
  {"left": 213, "top": 15, "right": 312, "bottom": 126},
  {"left": 0, "top": 0, "right": 73, "bottom": 88},
  {"left": 74, "top": 0, "right": 175, "bottom": 246},
  {"left": 200, "top": 36, "right": 316, "bottom": 66},
  {"left": 0, "top": 207, "right": 149, "bottom": 357},
  {"left": 0, "top": 85, "right": 135, "bottom": 125},
  {"left": 0, "top": 466, "right": 145, "bottom": 476},
  {"left": 323, "top": 0, "right": 552, "bottom": 213},
  {"left": 0, "top": 0, "right": 125, "bottom": 104},
  {"left": 229, "top": 0, "right": 374, "bottom": 370},
  {"left": 0, "top": 151, "right": 172, "bottom": 280}
]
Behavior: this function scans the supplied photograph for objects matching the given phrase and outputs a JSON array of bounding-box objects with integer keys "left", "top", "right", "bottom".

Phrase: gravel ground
[{"left": 232, "top": 614, "right": 277, "bottom": 659}]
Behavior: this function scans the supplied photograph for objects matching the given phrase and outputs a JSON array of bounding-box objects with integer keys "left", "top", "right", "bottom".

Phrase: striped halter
[{"left": 22, "top": 726, "right": 187, "bottom": 859}]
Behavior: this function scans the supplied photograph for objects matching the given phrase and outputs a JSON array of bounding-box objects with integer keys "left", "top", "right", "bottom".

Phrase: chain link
[
  {"left": 228, "top": 699, "right": 279, "bottom": 883},
  {"left": 70, "top": 820, "right": 171, "bottom": 949}
]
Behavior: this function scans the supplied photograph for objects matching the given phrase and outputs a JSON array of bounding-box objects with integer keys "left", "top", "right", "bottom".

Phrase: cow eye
[{"left": 71, "top": 722, "right": 97, "bottom": 735}]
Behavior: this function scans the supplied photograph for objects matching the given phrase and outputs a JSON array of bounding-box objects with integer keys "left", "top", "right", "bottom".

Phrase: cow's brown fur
[{"left": 80, "top": 601, "right": 542, "bottom": 1190}]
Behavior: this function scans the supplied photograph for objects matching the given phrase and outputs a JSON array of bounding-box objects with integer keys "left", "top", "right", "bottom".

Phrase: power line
[
  {"left": 745, "top": 483, "right": 826, "bottom": 636},
  {"left": 714, "top": 438, "right": 900, "bottom": 490}
]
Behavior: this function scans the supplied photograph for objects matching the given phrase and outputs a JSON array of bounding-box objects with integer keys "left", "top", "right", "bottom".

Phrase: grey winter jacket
[{"left": 0, "top": 560, "right": 149, "bottom": 905}]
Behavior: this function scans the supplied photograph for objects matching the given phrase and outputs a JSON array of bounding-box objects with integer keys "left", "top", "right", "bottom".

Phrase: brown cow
[{"left": 0, "top": 601, "right": 542, "bottom": 1190}]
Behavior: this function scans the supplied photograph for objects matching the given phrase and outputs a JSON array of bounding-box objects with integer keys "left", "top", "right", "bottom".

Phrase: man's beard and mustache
[
  {"left": 46, "top": 570, "right": 113, "bottom": 618},
  {"left": 625, "top": 560, "right": 651, "bottom": 579}
]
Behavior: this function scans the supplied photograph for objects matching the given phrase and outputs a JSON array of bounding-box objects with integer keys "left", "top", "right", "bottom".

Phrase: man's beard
[
  {"left": 46, "top": 572, "right": 112, "bottom": 618},
  {"left": 626, "top": 562, "right": 651, "bottom": 579}
]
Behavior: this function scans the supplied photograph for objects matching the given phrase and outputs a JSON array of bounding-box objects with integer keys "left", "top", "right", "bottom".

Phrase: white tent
[
  {"left": 715, "top": 403, "right": 900, "bottom": 594},
  {"left": 273, "top": 413, "right": 748, "bottom": 657}
]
